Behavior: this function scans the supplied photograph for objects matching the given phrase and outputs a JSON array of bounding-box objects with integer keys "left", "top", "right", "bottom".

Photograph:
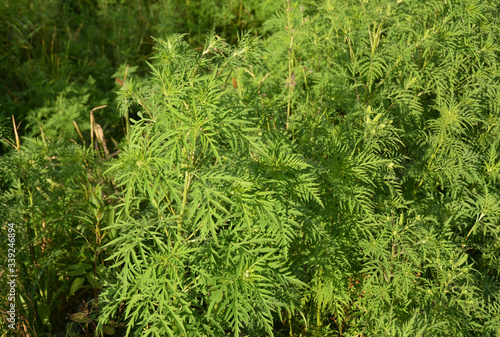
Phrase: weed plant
[
  {"left": 260, "top": 0, "right": 500, "bottom": 335},
  {"left": 1, "top": 0, "right": 499, "bottom": 336}
]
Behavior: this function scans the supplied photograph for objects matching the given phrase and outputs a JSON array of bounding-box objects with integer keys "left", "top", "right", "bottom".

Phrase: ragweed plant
[
  {"left": 97, "top": 33, "right": 321, "bottom": 337},
  {"left": 2, "top": 0, "right": 500, "bottom": 335},
  {"left": 258, "top": 0, "right": 500, "bottom": 335},
  {"left": 0, "top": 139, "right": 113, "bottom": 334}
]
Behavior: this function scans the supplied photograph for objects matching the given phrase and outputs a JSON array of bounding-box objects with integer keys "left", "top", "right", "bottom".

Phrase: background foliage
[{"left": 1, "top": 0, "right": 499, "bottom": 336}]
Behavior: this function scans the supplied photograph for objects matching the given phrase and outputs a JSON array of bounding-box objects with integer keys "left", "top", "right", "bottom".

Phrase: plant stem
[{"left": 285, "top": 0, "right": 295, "bottom": 130}]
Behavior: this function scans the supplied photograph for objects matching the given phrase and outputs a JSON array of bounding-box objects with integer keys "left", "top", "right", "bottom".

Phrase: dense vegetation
[{"left": 1, "top": 0, "right": 499, "bottom": 336}]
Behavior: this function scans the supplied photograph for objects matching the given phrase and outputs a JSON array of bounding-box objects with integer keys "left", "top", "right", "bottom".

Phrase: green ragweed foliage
[
  {"left": 98, "top": 33, "right": 321, "bottom": 337},
  {"left": 0, "top": 140, "right": 112, "bottom": 334},
  {"left": 3, "top": 0, "right": 500, "bottom": 335},
  {"left": 258, "top": 0, "right": 500, "bottom": 335}
]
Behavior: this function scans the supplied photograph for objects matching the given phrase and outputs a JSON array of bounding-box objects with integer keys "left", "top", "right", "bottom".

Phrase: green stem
[
  {"left": 180, "top": 171, "right": 192, "bottom": 220},
  {"left": 179, "top": 129, "right": 197, "bottom": 231},
  {"left": 286, "top": 0, "right": 294, "bottom": 130}
]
